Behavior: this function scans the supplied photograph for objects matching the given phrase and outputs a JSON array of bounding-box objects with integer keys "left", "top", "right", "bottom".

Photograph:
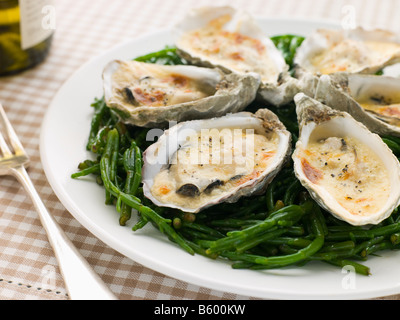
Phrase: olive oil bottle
[{"left": 0, "top": 0, "right": 54, "bottom": 76}]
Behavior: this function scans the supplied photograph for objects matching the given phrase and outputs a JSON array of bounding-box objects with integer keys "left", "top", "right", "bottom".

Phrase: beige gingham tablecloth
[{"left": 1, "top": 0, "right": 400, "bottom": 301}]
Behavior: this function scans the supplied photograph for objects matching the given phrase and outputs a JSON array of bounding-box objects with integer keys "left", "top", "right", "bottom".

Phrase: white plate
[{"left": 40, "top": 18, "right": 400, "bottom": 300}]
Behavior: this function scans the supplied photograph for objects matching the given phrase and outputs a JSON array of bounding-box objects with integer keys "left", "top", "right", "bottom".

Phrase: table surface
[{"left": 1, "top": 0, "right": 400, "bottom": 300}]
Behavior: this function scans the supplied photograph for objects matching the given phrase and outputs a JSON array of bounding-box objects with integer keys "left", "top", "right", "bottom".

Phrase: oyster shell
[
  {"left": 292, "top": 93, "right": 400, "bottom": 226},
  {"left": 142, "top": 109, "right": 291, "bottom": 213},
  {"left": 294, "top": 27, "right": 400, "bottom": 75},
  {"left": 313, "top": 73, "right": 400, "bottom": 137},
  {"left": 174, "top": 6, "right": 297, "bottom": 106},
  {"left": 102, "top": 60, "right": 260, "bottom": 127}
]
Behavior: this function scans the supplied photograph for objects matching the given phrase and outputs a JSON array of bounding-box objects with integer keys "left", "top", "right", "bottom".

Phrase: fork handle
[{"left": 11, "top": 166, "right": 117, "bottom": 300}]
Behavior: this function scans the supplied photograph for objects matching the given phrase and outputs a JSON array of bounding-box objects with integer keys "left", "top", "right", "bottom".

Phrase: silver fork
[{"left": 0, "top": 103, "right": 117, "bottom": 300}]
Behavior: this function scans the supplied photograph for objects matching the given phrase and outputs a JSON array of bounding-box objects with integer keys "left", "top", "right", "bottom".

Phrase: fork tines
[{"left": 0, "top": 103, "right": 27, "bottom": 158}]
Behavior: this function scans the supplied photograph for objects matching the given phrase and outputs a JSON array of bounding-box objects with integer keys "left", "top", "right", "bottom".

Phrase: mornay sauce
[
  {"left": 112, "top": 61, "right": 215, "bottom": 108},
  {"left": 310, "top": 39, "right": 400, "bottom": 74},
  {"left": 300, "top": 136, "right": 390, "bottom": 216},
  {"left": 178, "top": 14, "right": 280, "bottom": 84},
  {"left": 356, "top": 93, "right": 400, "bottom": 127},
  {"left": 150, "top": 128, "right": 279, "bottom": 210}
]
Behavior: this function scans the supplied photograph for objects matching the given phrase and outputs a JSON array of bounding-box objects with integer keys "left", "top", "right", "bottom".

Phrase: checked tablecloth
[{"left": 0, "top": 0, "right": 400, "bottom": 300}]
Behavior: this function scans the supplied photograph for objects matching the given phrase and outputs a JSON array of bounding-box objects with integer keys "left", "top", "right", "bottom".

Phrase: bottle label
[{"left": 19, "top": 0, "right": 55, "bottom": 50}]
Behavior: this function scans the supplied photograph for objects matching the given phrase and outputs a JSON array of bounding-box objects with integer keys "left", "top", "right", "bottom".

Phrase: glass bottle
[{"left": 0, "top": 0, "right": 55, "bottom": 76}]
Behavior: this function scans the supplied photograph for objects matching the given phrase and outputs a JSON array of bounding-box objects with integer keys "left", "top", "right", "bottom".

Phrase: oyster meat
[
  {"left": 294, "top": 27, "right": 400, "bottom": 75},
  {"left": 103, "top": 60, "right": 260, "bottom": 127},
  {"left": 174, "top": 6, "right": 298, "bottom": 106},
  {"left": 314, "top": 73, "right": 400, "bottom": 137},
  {"left": 292, "top": 93, "right": 400, "bottom": 226},
  {"left": 142, "top": 109, "right": 291, "bottom": 213}
]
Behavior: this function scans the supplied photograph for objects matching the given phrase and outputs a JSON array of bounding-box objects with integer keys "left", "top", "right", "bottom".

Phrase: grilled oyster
[
  {"left": 174, "top": 6, "right": 297, "bottom": 106},
  {"left": 102, "top": 60, "right": 260, "bottom": 127},
  {"left": 294, "top": 27, "right": 400, "bottom": 76},
  {"left": 314, "top": 73, "right": 400, "bottom": 137},
  {"left": 142, "top": 109, "right": 291, "bottom": 213},
  {"left": 292, "top": 93, "right": 400, "bottom": 226}
]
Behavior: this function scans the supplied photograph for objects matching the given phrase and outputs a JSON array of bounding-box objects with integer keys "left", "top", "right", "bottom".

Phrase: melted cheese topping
[
  {"left": 360, "top": 102, "right": 400, "bottom": 124},
  {"left": 310, "top": 39, "right": 400, "bottom": 74},
  {"left": 301, "top": 137, "right": 390, "bottom": 216},
  {"left": 178, "top": 14, "right": 280, "bottom": 83},
  {"left": 112, "top": 61, "right": 215, "bottom": 108},
  {"left": 356, "top": 94, "right": 400, "bottom": 126},
  {"left": 150, "top": 129, "right": 278, "bottom": 210}
]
